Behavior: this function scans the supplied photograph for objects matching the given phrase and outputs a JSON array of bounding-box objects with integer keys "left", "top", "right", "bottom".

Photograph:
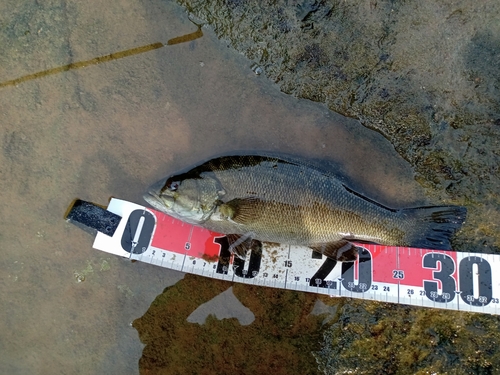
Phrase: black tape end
[{"left": 65, "top": 199, "right": 122, "bottom": 237}]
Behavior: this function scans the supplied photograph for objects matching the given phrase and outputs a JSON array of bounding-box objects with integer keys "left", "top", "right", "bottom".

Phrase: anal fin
[{"left": 310, "top": 240, "right": 358, "bottom": 262}]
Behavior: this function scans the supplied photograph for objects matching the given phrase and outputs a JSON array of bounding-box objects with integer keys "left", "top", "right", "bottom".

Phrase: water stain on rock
[
  {"left": 465, "top": 31, "right": 500, "bottom": 107},
  {"left": 3, "top": 131, "right": 33, "bottom": 161}
]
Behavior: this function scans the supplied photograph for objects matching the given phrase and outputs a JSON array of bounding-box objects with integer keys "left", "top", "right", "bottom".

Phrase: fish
[{"left": 143, "top": 155, "right": 467, "bottom": 262}]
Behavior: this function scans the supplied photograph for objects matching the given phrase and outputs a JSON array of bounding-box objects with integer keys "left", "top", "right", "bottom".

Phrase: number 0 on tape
[{"left": 83, "top": 198, "right": 499, "bottom": 315}]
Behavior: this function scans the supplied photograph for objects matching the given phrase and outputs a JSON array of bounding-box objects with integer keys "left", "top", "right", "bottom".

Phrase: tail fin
[{"left": 400, "top": 205, "right": 467, "bottom": 250}]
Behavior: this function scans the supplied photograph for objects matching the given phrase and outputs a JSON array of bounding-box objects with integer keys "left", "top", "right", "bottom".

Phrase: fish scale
[{"left": 203, "top": 156, "right": 397, "bottom": 244}]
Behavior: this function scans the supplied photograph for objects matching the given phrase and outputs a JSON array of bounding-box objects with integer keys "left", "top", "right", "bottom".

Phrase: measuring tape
[{"left": 67, "top": 198, "right": 498, "bottom": 315}]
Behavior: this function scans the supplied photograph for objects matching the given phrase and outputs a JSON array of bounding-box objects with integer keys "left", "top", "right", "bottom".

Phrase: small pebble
[{"left": 250, "top": 63, "right": 263, "bottom": 75}]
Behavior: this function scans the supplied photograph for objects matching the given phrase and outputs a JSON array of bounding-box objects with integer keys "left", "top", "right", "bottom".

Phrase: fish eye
[
  {"left": 169, "top": 181, "right": 180, "bottom": 191},
  {"left": 164, "top": 178, "right": 180, "bottom": 192}
]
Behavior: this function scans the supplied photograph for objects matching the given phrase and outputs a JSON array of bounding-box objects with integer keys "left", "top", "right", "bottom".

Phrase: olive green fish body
[
  {"left": 199, "top": 158, "right": 400, "bottom": 245},
  {"left": 144, "top": 155, "right": 466, "bottom": 260}
]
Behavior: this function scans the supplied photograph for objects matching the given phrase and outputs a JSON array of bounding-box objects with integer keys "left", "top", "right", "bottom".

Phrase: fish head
[{"left": 144, "top": 173, "right": 222, "bottom": 224}]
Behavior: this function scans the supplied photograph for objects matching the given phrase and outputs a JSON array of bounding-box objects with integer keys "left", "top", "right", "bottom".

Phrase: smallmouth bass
[{"left": 144, "top": 155, "right": 466, "bottom": 261}]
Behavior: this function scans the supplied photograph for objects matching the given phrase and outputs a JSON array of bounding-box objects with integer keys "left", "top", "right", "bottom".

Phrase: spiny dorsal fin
[{"left": 341, "top": 184, "right": 396, "bottom": 212}]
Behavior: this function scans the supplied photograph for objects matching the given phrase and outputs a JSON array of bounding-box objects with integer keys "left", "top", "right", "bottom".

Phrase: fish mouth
[
  {"left": 143, "top": 179, "right": 169, "bottom": 211},
  {"left": 147, "top": 178, "right": 168, "bottom": 195}
]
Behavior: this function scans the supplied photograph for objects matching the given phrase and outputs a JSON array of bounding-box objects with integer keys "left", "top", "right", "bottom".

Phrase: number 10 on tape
[{"left": 92, "top": 199, "right": 499, "bottom": 315}]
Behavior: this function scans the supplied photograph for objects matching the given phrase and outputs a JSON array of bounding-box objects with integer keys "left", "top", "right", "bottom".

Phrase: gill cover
[{"left": 160, "top": 172, "right": 223, "bottom": 223}]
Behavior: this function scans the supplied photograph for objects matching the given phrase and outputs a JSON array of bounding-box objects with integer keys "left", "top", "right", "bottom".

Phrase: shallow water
[{"left": 0, "top": 0, "right": 429, "bottom": 373}]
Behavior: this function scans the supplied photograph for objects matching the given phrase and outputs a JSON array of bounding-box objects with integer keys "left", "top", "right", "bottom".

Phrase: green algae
[
  {"left": 73, "top": 260, "right": 94, "bottom": 283},
  {"left": 133, "top": 274, "right": 332, "bottom": 375},
  {"left": 99, "top": 259, "right": 110, "bottom": 272},
  {"left": 73, "top": 257, "right": 112, "bottom": 283}
]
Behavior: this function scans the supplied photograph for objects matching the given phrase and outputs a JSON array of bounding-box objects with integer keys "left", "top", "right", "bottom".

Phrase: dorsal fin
[{"left": 341, "top": 184, "right": 396, "bottom": 212}]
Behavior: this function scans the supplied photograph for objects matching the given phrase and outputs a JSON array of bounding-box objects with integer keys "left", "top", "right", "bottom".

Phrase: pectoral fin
[
  {"left": 226, "top": 233, "right": 262, "bottom": 260},
  {"left": 220, "top": 197, "right": 263, "bottom": 225},
  {"left": 310, "top": 240, "right": 358, "bottom": 262}
]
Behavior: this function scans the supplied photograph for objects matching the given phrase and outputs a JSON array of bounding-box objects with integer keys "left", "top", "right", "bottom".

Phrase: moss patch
[{"left": 316, "top": 300, "right": 500, "bottom": 374}]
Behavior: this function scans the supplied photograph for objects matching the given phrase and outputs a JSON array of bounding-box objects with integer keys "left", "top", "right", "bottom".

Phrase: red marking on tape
[
  {"left": 149, "top": 210, "right": 222, "bottom": 258},
  {"left": 150, "top": 214, "right": 192, "bottom": 254}
]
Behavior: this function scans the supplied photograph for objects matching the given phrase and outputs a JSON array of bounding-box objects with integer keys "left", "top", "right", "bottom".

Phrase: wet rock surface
[
  {"left": 316, "top": 299, "right": 500, "bottom": 375},
  {"left": 1, "top": 0, "right": 499, "bottom": 373},
  {"left": 174, "top": 0, "right": 500, "bottom": 254}
]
